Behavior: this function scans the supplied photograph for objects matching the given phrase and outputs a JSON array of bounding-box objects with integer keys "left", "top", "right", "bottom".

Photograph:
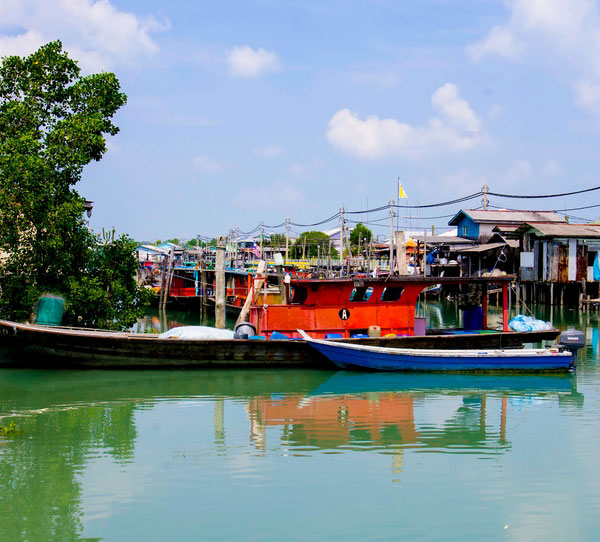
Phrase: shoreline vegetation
[{"left": 0, "top": 41, "right": 152, "bottom": 330}]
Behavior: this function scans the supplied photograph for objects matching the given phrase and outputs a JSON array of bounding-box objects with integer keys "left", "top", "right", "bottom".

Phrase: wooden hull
[
  {"left": 301, "top": 333, "right": 575, "bottom": 372},
  {"left": 0, "top": 319, "right": 560, "bottom": 369}
]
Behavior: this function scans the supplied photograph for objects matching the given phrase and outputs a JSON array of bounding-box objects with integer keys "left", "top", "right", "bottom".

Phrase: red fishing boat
[{"left": 245, "top": 275, "right": 515, "bottom": 339}]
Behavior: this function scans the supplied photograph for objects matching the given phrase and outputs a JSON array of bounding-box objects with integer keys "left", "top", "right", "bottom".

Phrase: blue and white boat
[{"left": 298, "top": 329, "right": 584, "bottom": 372}]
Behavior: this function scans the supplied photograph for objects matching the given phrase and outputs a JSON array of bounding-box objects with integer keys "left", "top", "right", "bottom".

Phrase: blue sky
[{"left": 2, "top": 0, "right": 600, "bottom": 242}]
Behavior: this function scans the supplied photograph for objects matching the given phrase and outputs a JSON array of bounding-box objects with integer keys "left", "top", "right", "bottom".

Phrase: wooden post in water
[
  {"left": 200, "top": 261, "right": 207, "bottom": 319},
  {"left": 395, "top": 231, "right": 407, "bottom": 275},
  {"left": 166, "top": 247, "right": 176, "bottom": 303},
  {"left": 422, "top": 229, "right": 427, "bottom": 277},
  {"left": 215, "top": 236, "right": 227, "bottom": 329}
]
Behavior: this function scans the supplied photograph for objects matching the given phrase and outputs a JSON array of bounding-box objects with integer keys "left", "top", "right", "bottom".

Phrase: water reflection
[
  {"left": 247, "top": 372, "right": 578, "bottom": 456},
  {"left": 0, "top": 368, "right": 582, "bottom": 541}
]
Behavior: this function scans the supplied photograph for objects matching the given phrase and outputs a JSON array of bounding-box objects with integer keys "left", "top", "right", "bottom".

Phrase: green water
[{"left": 1, "top": 303, "right": 600, "bottom": 541}]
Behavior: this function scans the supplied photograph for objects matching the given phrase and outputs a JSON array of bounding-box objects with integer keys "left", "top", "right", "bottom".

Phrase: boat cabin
[{"left": 247, "top": 275, "right": 512, "bottom": 339}]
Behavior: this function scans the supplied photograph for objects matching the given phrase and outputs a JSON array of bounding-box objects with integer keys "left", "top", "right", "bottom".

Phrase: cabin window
[
  {"left": 380, "top": 287, "right": 404, "bottom": 301},
  {"left": 461, "top": 225, "right": 468, "bottom": 236},
  {"left": 290, "top": 286, "right": 308, "bottom": 304},
  {"left": 350, "top": 286, "right": 373, "bottom": 302}
]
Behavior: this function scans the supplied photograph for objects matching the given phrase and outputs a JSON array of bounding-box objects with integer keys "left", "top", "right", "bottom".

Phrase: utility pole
[
  {"left": 389, "top": 199, "right": 395, "bottom": 274},
  {"left": 285, "top": 217, "right": 290, "bottom": 264},
  {"left": 339, "top": 206, "right": 345, "bottom": 275},
  {"left": 259, "top": 219, "right": 264, "bottom": 259},
  {"left": 235, "top": 226, "right": 239, "bottom": 266},
  {"left": 482, "top": 184, "right": 489, "bottom": 211}
]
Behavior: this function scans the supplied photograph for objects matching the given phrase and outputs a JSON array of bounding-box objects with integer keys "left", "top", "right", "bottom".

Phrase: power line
[
  {"left": 488, "top": 185, "right": 600, "bottom": 199},
  {"left": 235, "top": 184, "right": 600, "bottom": 237},
  {"left": 289, "top": 212, "right": 341, "bottom": 228}
]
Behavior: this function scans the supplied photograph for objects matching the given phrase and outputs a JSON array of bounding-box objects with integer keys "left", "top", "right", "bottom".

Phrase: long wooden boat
[
  {"left": 298, "top": 329, "right": 584, "bottom": 372},
  {"left": 0, "top": 319, "right": 560, "bottom": 369}
]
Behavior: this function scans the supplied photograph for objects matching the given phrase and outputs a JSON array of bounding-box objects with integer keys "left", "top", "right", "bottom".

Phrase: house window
[{"left": 461, "top": 226, "right": 468, "bottom": 236}]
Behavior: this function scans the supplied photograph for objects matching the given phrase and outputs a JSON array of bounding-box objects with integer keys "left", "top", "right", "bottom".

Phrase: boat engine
[{"left": 558, "top": 330, "right": 585, "bottom": 356}]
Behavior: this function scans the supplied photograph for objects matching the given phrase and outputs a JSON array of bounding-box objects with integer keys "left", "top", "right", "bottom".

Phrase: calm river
[{"left": 1, "top": 302, "right": 599, "bottom": 541}]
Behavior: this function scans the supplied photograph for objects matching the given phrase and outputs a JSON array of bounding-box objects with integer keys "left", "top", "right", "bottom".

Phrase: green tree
[
  {"left": 349, "top": 222, "right": 373, "bottom": 255},
  {"left": 290, "top": 231, "right": 338, "bottom": 258},
  {"left": 62, "top": 234, "right": 154, "bottom": 330},
  {"left": 0, "top": 41, "right": 149, "bottom": 328},
  {"left": 266, "top": 233, "right": 286, "bottom": 246}
]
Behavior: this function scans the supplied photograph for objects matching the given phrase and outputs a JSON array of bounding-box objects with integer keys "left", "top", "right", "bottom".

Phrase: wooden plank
[
  {"left": 577, "top": 242, "right": 588, "bottom": 281},
  {"left": 558, "top": 244, "right": 568, "bottom": 282},
  {"left": 235, "top": 260, "right": 267, "bottom": 327},
  {"left": 568, "top": 239, "right": 577, "bottom": 281}
]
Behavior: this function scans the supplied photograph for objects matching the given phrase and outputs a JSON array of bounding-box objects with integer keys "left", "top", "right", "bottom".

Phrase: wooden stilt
[{"left": 215, "top": 236, "right": 227, "bottom": 329}]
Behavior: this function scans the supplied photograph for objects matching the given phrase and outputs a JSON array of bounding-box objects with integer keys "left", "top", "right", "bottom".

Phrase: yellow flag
[{"left": 398, "top": 183, "right": 408, "bottom": 199}]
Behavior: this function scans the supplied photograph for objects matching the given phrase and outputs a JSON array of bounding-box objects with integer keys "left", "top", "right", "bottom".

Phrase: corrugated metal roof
[
  {"left": 449, "top": 209, "right": 566, "bottom": 225},
  {"left": 411, "top": 235, "right": 476, "bottom": 245},
  {"left": 517, "top": 222, "right": 600, "bottom": 238},
  {"left": 492, "top": 224, "right": 519, "bottom": 232},
  {"left": 459, "top": 242, "right": 509, "bottom": 253}
]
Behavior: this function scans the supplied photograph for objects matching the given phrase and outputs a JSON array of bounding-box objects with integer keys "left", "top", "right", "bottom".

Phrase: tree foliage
[
  {"left": 266, "top": 233, "right": 286, "bottom": 246},
  {"left": 349, "top": 223, "right": 373, "bottom": 255},
  {"left": 290, "top": 231, "right": 338, "bottom": 258},
  {"left": 0, "top": 41, "right": 150, "bottom": 328}
]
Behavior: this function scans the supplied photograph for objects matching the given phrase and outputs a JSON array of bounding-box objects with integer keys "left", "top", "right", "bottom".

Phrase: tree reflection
[{"left": 0, "top": 402, "right": 136, "bottom": 542}]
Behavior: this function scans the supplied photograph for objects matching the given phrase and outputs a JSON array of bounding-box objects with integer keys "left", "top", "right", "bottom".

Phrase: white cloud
[
  {"left": 574, "top": 80, "right": 600, "bottom": 113},
  {"left": 193, "top": 155, "right": 221, "bottom": 172},
  {"left": 502, "top": 159, "right": 533, "bottom": 185},
  {"left": 467, "top": 25, "right": 522, "bottom": 62},
  {"left": 431, "top": 83, "right": 482, "bottom": 133},
  {"left": 468, "top": 0, "right": 600, "bottom": 114},
  {"left": 253, "top": 146, "right": 282, "bottom": 158},
  {"left": 227, "top": 46, "right": 281, "bottom": 77},
  {"left": 0, "top": 0, "right": 169, "bottom": 71},
  {"left": 288, "top": 163, "right": 316, "bottom": 179},
  {"left": 487, "top": 103, "right": 504, "bottom": 120},
  {"left": 326, "top": 83, "right": 483, "bottom": 159},
  {"left": 233, "top": 181, "right": 307, "bottom": 211},
  {"left": 350, "top": 68, "right": 402, "bottom": 90}
]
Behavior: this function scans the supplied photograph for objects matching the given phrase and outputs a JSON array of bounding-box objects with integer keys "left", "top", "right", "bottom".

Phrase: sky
[{"left": 2, "top": 0, "right": 600, "bottom": 242}]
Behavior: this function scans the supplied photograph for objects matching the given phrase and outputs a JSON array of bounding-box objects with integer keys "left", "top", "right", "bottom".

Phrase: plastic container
[
  {"left": 36, "top": 295, "right": 64, "bottom": 326},
  {"left": 463, "top": 307, "right": 483, "bottom": 331},
  {"left": 414, "top": 317, "right": 426, "bottom": 336},
  {"left": 368, "top": 325, "right": 381, "bottom": 337}
]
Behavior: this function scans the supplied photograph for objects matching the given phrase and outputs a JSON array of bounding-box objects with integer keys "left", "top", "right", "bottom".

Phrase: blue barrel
[
  {"left": 36, "top": 296, "right": 64, "bottom": 326},
  {"left": 463, "top": 306, "right": 483, "bottom": 331}
]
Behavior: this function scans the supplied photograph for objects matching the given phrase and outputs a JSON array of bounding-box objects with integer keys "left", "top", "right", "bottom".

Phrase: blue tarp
[{"left": 508, "top": 314, "right": 552, "bottom": 332}]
